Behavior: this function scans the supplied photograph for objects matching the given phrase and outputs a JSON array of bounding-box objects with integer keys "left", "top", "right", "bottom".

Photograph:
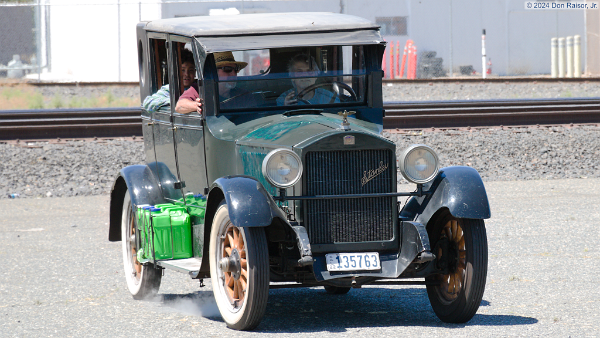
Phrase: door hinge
[{"left": 174, "top": 181, "right": 186, "bottom": 189}]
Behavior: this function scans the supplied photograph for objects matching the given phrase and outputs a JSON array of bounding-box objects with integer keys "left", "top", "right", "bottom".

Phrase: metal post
[
  {"left": 558, "top": 37, "right": 565, "bottom": 78},
  {"left": 481, "top": 29, "right": 486, "bottom": 79},
  {"left": 566, "top": 36, "right": 573, "bottom": 78},
  {"left": 574, "top": 35, "right": 581, "bottom": 77},
  {"left": 117, "top": 0, "right": 121, "bottom": 82},
  {"left": 35, "top": 0, "right": 41, "bottom": 82},
  {"left": 449, "top": 0, "right": 453, "bottom": 77},
  {"left": 551, "top": 38, "right": 558, "bottom": 78}
]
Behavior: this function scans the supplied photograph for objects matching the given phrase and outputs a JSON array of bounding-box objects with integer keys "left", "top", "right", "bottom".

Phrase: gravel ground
[
  {"left": 1, "top": 82, "right": 599, "bottom": 199},
  {"left": 382, "top": 80, "right": 600, "bottom": 101},
  {"left": 1, "top": 124, "right": 599, "bottom": 199},
  {"left": 0, "top": 139, "right": 144, "bottom": 199},
  {"left": 24, "top": 80, "right": 600, "bottom": 104},
  {"left": 34, "top": 84, "right": 140, "bottom": 103}
]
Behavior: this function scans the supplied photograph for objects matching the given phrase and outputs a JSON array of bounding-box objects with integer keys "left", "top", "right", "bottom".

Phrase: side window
[
  {"left": 151, "top": 38, "right": 169, "bottom": 90},
  {"left": 172, "top": 41, "right": 198, "bottom": 102},
  {"left": 232, "top": 49, "right": 270, "bottom": 76},
  {"left": 142, "top": 38, "right": 169, "bottom": 113},
  {"left": 172, "top": 40, "right": 203, "bottom": 115}
]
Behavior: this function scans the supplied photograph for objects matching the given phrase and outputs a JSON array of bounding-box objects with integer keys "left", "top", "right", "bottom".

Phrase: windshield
[{"left": 215, "top": 46, "right": 367, "bottom": 114}]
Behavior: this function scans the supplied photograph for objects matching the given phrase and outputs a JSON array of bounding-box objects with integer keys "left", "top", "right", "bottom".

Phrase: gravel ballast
[{"left": 2, "top": 124, "right": 599, "bottom": 199}]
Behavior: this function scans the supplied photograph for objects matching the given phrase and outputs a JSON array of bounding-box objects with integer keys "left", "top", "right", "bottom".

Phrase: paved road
[{"left": 1, "top": 178, "right": 599, "bottom": 337}]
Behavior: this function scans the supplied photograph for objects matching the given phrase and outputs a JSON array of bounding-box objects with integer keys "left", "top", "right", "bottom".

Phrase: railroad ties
[
  {"left": 0, "top": 107, "right": 142, "bottom": 140},
  {"left": 383, "top": 98, "right": 600, "bottom": 129}
]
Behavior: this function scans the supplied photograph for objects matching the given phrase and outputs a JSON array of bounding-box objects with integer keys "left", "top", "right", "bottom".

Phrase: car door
[
  {"left": 170, "top": 37, "right": 208, "bottom": 203},
  {"left": 169, "top": 37, "right": 209, "bottom": 257},
  {"left": 148, "top": 33, "right": 183, "bottom": 202}
]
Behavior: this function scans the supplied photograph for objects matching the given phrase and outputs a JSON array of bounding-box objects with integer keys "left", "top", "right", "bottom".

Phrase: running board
[{"left": 157, "top": 258, "right": 202, "bottom": 276}]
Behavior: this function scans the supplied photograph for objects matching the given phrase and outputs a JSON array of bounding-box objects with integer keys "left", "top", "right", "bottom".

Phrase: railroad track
[{"left": 1, "top": 98, "right": 600, "bottom": 140}]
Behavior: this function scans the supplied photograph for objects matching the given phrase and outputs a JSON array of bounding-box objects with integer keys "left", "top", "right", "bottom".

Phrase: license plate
[{"left": 325, "top": 252, "right": 381, "bottom": 272}]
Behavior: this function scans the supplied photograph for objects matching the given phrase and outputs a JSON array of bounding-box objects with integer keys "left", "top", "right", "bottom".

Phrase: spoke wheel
[
  {"left": 210, "top": 203, "right": 269, "bottom": 330},
  {"left": 222, "top": 226, "right": 248, "bottom": 306},
  {"left": 121, "top": 191, "right": 161, "bottom": 299},
  {"left": 425, "top": 212, "right": 487, "bottom": 323}
]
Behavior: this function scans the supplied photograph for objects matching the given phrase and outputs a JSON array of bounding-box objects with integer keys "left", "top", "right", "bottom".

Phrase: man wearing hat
[{"left": 176, "top": 51, "right": 256, "bottom": 114}]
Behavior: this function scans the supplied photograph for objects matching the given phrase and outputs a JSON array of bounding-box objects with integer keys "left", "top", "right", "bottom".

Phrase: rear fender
[
  {"left": 400, "top": 166, "right": 491, "bottom": 226},
  {"left": 108, "top": 165, "right": 165, "bottom": 241}
]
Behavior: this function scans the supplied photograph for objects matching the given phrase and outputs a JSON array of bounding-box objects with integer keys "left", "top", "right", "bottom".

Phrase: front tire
[
  {"left": 121, "top": 191, "right": 161, "bottom": 299},
  {"left": 425, "top": 212, "right": 488, "bottom": 323},
  {"left": 209, "top": 203, "right": 269, "bottom": 330}
]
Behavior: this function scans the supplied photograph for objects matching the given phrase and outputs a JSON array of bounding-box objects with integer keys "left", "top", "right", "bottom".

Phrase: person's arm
[
  {"left": 175, "top": 97, "right": 203, "bottom": 114},
  {"left": 175, "top": 84, "right": 203, "bottom": 115},
  {"left": 142, "top": 85, "right": 170, "bottom": 113}
]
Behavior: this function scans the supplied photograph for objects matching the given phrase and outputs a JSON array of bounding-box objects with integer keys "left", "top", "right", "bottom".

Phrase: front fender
[
  {"left": 108, "top": 165, "right": 165, "bottom": 241},
  {"left": 400, "top": 166, "right": 491, "bottom": 226},
  {"left": 209, "top": 176, "right": 286, "bottom": 228}
]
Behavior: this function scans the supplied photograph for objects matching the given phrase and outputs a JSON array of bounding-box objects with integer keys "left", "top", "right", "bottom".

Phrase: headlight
[
  {"left": 398, "top": 144, "right": 439, "bottom": 184},
  {"left": 262, "top": 149, "right": 303, "bottom": 188}
]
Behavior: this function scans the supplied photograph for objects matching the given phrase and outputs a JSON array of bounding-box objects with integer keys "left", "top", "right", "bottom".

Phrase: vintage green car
[{"left": 108, "top": 12, "right": 490, "bottom": 330}]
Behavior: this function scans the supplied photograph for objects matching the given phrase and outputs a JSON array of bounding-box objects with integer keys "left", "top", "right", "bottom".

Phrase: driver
[{"left": 277, "top": 54, "right": 339, "bottom": 106}]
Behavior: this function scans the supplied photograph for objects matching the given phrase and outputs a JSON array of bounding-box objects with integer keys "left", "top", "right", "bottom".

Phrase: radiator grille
[{"left": 304, "top": 149, "right": 395, "bottom": 244}]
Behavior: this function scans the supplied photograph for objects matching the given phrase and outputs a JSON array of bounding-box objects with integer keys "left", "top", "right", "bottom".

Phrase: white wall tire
[
  {"left": 121, "top": 191, "right": 161, "bottom": 300},
  {"left": 209, "top": 203, "right": 269, "bottom": 330}
]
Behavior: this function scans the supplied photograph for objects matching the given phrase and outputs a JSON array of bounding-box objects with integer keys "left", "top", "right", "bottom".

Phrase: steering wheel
[{"left": 295, "top": 81, "right": 358, "bottom": 104}]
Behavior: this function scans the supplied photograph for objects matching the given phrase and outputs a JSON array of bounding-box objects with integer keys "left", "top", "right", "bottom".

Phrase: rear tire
[
  {"left": 121, "top": 191, "right": 161, "bottom": 300},
  {"left": 209, "top": 203, "right": 269, "bottom": 330},
  {"left": 425, "top": 212, "right": 488, "bottom": 323}
]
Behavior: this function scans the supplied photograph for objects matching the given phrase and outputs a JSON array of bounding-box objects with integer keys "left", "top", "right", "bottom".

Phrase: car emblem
[
  {"left": 343, "top": 135, "right": 355, "bottom": 145},
  {"left": 338, "top": 110, "right": 356, "bottom": 130},
  {"left": 361, "top": 161, "right": 389, "bottom": 186}
]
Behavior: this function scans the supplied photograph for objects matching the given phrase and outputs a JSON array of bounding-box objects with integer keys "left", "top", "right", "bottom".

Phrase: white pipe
[
  {"left": 482, "top": 29, "right": 486, "bottom": 79},
  {"left": 574, "top": 35, "right": 582, "bottom": 78},
  {"left": 566, "top": 36, "right": 573, "bottom": 78},
  {"left": 551, "top": 38, "right": 558, "bottom": 78},
  {"left": 449, "top": 0, "right": 453, "bottom": 77},
  {"left": 558, "top": 37, "right": 566, "bottom": 78}
]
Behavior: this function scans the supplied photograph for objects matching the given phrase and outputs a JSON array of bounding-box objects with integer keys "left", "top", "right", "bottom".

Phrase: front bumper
[{"left": 311, "top": 221, "right": 434, "bottom": 281}]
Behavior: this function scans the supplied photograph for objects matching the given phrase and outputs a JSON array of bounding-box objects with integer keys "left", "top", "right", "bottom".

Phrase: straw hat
[{"left": 214, "top": 51, "right": 248, "bottom": 70}]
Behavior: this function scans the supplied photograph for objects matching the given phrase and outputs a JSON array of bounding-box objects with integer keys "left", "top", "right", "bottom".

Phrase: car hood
[{"left": 207, "top": 113, "right": 382, "bottom": 149}]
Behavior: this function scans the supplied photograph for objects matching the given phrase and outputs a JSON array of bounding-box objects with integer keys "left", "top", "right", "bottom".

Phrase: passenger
[
  {"left": 277, "top": 54, "right": 339, "bottom": 106},
  {"left": 143, "top": 49, "right": 196, "bottom": 113},
  {"left": 177, "top": 51, "right": 257, "bottom": 114}
]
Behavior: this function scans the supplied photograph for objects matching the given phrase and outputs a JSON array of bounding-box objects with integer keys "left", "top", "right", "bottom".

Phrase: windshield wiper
[{"left": 283, "top": 108, "right": 324, "bottom": 116}]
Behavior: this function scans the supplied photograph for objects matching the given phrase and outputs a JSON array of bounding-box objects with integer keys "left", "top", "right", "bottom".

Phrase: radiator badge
[
  {"left": 361, "top": 161, "right": 389, "bottom": 186},
  {"left": 343, "top": 135, "right": 355, "bottom": 145}
]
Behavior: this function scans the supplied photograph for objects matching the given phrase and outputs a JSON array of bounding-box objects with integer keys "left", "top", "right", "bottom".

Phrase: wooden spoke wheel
[
  {"left": 438, "top": 219, "right": 467, "bottom": 301},
  {"left": 425, "top": 212, "right": 488, "bottom": 323},
  {"left": 209, "top": 203, "right": 269, "bottom": 331},
  {"left": 121, "top": 191, "right": 161, "bottom": 299},
  {"left": 221, "top": 225, "right": 248, "bottom": 307}
]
